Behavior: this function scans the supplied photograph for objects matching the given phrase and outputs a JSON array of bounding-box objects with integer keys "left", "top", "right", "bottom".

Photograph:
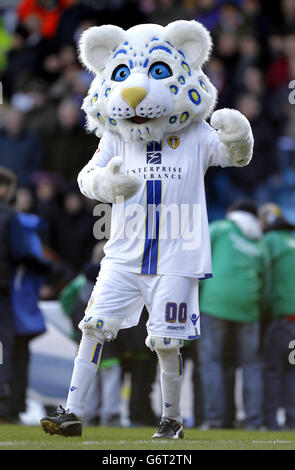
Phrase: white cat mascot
[{"left": 41, "top": 20, "right": 253, "bottom": 439}]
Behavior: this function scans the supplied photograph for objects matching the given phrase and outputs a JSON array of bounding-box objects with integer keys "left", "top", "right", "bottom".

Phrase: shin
[
  {"left": 146, "top": 335, "right": 184, "bottom": 423},
  {"left": 66, "top": 316, "right": 123, "bottom": 420}
]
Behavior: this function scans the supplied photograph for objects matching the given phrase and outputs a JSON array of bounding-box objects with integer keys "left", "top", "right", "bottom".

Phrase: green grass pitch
[{"left": 0, "top": 425, "right": 295, "bottom": 450}]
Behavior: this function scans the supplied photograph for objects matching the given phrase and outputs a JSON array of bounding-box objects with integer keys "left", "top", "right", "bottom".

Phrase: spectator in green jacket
[
  {"left": 198, "top": 200, "right": 267, "bottom": 429},
  {"left": 259, "top": 203, "right": 295, "bottom": 430}
]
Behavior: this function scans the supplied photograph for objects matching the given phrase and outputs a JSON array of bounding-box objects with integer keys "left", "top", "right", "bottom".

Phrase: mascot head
[{"left": 79, "top": 20, "right": 217, "bottom": 143}]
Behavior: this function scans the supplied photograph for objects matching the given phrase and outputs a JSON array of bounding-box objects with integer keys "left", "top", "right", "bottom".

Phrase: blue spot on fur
[
  {"left": 199, "top": 80, "right": 208, "bottom": 92},
  {"left": 149, "top": 45, "right": 172, "bottom": 55},
  {"left": 181, "top": 61, "right": 191, "bottom": 76},
  {"left": 188, "top": 89, "right": 201, "bottom": 105},
  {"left": 170, "top": 85, "right": 178, "bottom": 95},
  {"left": 180, "top": 112, "right": 189, "bottom": 123},
  {"left": 143, "top": 58, "right": 149, "bottom": 68},
  {"left": 113, "top": 49, "right": 127, "bottom": 58}
]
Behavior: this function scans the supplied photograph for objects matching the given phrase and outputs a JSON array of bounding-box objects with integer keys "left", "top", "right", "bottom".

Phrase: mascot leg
[
  {"left": 146, "top": 335, "right": 184, "bottom": 438},
  {"left": 65, "top": 332, "right": 103, "bottom": 420},
  {"left": 40, "top": 316, "right": 123, "bottom": 436},
  {"left": 66, "top": 316, "right": 124, "bottom": 420}
]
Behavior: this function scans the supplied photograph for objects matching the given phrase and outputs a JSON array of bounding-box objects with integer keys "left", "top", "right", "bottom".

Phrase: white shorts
[{"left": 84, "top": 264, "right": 200, "bottom": 340}]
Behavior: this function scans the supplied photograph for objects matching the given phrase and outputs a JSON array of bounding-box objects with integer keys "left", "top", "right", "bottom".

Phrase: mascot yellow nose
[{"left": 121, "top": 87, "right": 147, "bottom": 108}]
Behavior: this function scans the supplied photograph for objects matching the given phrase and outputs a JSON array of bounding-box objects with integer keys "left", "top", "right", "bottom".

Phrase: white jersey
[{"left": 78, "top": 120, "right": 232, "bottom": 279}]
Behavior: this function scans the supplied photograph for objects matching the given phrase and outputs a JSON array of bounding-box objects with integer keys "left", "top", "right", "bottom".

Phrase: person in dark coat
[
  {"left": 0, "top": 167, "right": 51, "bottom": 422},
  {"left": 226, "top": 93, "right": 278, "bottom": 193},
  {"left": 0, "top": 108, "right": 43, "bottom": 186},
  {"left": 0, "top": 168, "right": 18, "bottom": 421},
  {"left": 43, "top": 98, "right": 97, "bottom": 181},
  {"left": 49, "top": 182, "right": 96, "bottom": 276}
]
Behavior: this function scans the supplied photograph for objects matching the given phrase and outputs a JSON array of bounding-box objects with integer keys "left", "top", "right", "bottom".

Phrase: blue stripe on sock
[{"left": 91, "top": 343, "right": 102, "bottom": 365}]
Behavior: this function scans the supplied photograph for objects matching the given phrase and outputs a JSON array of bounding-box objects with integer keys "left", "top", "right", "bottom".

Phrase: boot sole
[
  {"left": 40, "top": 419, "right": 82, "bottom": 437},
  {"left": 152, "top": 430, "right": 184, "bottom": 439}
]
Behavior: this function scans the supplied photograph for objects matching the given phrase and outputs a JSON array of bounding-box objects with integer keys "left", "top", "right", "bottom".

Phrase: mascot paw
[
  {"left": 210, "top": 108, "right": 251, "bottom": 143},
  {"left": 94, "top": 156, "right": 140, "bottom": 203},
  {"left": 210, "top": 108, "right": 253, "bottom": 167}
]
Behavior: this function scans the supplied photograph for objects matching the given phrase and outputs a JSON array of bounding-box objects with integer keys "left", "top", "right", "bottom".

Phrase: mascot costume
[{"left": 41, "top": 20, "right": 253, "bottom": 439}]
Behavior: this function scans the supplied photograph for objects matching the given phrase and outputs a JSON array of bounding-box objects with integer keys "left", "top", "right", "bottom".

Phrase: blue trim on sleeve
[{"left": 199, "top": 273, "right": 213, "bottom": 280}]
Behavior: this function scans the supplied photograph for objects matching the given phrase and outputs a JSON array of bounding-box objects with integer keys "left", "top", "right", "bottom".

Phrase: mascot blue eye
[
  {"left": 112, "top": 65, "right": 130, "bottom": 82},
  {"left": 149, "top": 62, "right": 172, "bottom": 80}
]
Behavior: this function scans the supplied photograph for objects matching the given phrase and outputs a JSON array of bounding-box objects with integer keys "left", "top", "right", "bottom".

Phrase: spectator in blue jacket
[
  {"left": 6, "top": 211, "right": 51, "bottom": 422},
  {"left": 0, "top": 167, "right": 30, "bottom": 420}
]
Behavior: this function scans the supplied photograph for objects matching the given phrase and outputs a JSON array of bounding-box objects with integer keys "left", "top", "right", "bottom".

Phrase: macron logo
[
  {"left": 190, "top": 314, "right": 200, "bottom": 326},
  {"left": 70, "top": 386, "right": 78, "bottom": 392},
  {"left": 165, "top": 402, "right": 173, "bottom": 408}
]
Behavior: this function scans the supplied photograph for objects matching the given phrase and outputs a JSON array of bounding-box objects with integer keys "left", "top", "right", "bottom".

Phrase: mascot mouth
[{"left": 130, "top": 116, "right": 151, "bottom": 124}]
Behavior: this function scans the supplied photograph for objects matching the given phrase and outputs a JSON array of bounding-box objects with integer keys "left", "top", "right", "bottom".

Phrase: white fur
[
  {"left": 79, "top": 20, "right": 217, "bottom": 143},
  {"left": 164, "top": 20, "right": 212, "bottom": 68},
  {"left": 210, "top": 109, "right": 253, "bottom": 167},
  {"left": 79, "top": 25, "right": 126, "bottom": 73},
  {"left": 78, "top": 156, "right": 141, "bottom": 203}
]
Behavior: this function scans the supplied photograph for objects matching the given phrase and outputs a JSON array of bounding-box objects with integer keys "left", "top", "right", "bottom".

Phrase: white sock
[
  {"left": 66, "top": 333, "right": 104, "bottom": 420},
  {"left": 157, "top": 350, "right": 183, "bottom": 423}
]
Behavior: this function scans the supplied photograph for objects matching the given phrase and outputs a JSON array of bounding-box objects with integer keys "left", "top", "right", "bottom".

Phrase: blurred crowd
[{"left": 0, "top": 0, "right": 294, "bottom": 429}]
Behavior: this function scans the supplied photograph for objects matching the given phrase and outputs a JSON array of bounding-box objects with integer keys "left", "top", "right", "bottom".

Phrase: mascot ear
[
  {"left": 164, "top": 20, "right": 212, "bottom": 68},
  {"left": 79, "top": 25, "right": 126, "bottom": 73}
]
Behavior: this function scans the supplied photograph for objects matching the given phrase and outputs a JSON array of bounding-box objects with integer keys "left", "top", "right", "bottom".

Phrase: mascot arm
[
  {"left": 77, "top": 133, "right": 140, "bottom": 203},
  {"left": 210, "top": 109, "right": 253, "bottom": 167}
]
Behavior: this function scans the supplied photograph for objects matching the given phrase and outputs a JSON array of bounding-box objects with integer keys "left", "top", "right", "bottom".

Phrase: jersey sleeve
[
  {"left": 200, "top": 121, "right": 235, "bottom": 172},
  {"left": 77, "top": 131, "right": 115, "bottom": 199}
]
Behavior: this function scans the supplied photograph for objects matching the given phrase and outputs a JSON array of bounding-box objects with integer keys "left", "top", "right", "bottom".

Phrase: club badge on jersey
[{"left": 167, "top": 136, "right": 180, "bottom": 149}]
